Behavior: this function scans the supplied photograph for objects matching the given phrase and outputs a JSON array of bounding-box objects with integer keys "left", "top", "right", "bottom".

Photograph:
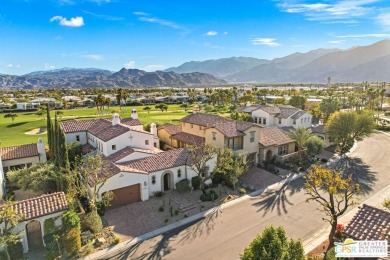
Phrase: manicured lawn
[{"left": 0, "top": 105, "right": 192, "bottom": 147}]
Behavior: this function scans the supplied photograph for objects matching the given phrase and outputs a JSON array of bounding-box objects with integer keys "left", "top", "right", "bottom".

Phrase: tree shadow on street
[
  {"left": 252, "top": 177, "right": 306, "bottom": 216},
  {"left": 330, "top": 157, "right": 377, "bottom": 195}
]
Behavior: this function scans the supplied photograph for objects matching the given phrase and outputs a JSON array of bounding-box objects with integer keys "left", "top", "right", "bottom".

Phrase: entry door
[{"left": 164, "top": 174, "right": 170, "bottom": 190}]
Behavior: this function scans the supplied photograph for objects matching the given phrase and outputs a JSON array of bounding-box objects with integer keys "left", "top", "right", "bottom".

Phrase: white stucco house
[
  {"left": 61, "top": 109, "right": 216, "bottom": 208},
  {"left": 0, "top": 192, "right": 68, "bottom": 253},
  {"left": 0, "top": 139, "right": 47, "bottom": 198},
  {"left": 238, "top": 105, "right": 313, "bottom": 129}
]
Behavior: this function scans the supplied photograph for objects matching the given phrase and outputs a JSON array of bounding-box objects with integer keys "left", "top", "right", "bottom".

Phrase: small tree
[
  {"left": 305, "top": 165, "right": 361, "bottom": 249},
  {"left": 4, "top": 113, "right": 17, "bottom": 122},
  {"left": 288, "top": 126, "right": 314, "bottom": 164},
  {"left": 289, "top": 95, "right": 307, "bottom": 110},
  {"left": 320, "top": 98, "right": 339, "bottom": 122},
  {"left": 35, "top": 110, "right": 45, "bottom": 118},
  {"left": 241, "top": 226, "right": 305, "bottom": 260},
  {"left": 55, "top": 110, "right": 64, "bottom": 118},
  {"left": 143, "top": 106, "right": 151, "bottom": 113},
  {"left": 306, "top": 135, "right": 325, "bottom": 157},
  {"left": 327, "top": 111, "right": 375, "bottom": 156},
  {"left": 0, "top": 200, "right": 24, "bottom": 260},
  {"left": 180, "top": 102, "right": 189, "bottom": 111},
  {"left": 188, "top": 144, "right": 217, "bottom": 194},
  {"left": 155, "top": 103, "right": 168, "bottom": 112}
]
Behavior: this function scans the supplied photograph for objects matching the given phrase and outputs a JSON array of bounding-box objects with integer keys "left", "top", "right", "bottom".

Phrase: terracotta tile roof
[
  {"left": 290, "top": 110, "right": 307, "bottom": 119},
  {"left": 133, "top": 147, "right": 163, "bottom": 154},
  {"left": 237, "top": 105, "right": 262, "bottom": 113},
  {"left": 88, "top": 119, "right": 130, "bottom": 142},
  {"left": 106, "top": 146, "right": 135, "bottom": 162},
  {"left": 157, "top": 123, "right": 181, "bottom": 135},
  {"left": 1, "top": 143, "right": 39, "bottom": 161},
  {"left": 4, "top": 192, "right": 69, "bottom": 221},
  {"left": 60, "top": 119, "right": 97, "bottom": 133},
  {"left": 276, "top": 106, "right": 301, "bottom": 119},
  {"left": 260, "top": 106, "right": 281, "bottom": 114},
  {"left": 310, "top": 124, "right": 327, "bottom": 134},
  {"left": 259, "top": 127, "right": 294, "bottom": 147},
  {"left": 121, "top": 118, "right": 143, "bottom": 127},
  {"left": 344, "top": 204, "right": 390, "bottom": 242},
  {"left": 180, "top": 113, "right": 232, "bottom": 127},
  {"left": 170, "top": 132, "right": 205, "bottom": 145},
  {"left": 214, "top": 121, "right": 256, "bottom": 137},
  {"left": 117, "top": 148, "right": 192, "bottom": 174}
]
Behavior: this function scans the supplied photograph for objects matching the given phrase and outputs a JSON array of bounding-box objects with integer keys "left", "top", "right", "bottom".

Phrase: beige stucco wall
[
  {"left": 204, "top": 128, "right": 225, "bottom": 148},
  {"left": 181, "top": 122, "right": 206, "bottom": 137}
]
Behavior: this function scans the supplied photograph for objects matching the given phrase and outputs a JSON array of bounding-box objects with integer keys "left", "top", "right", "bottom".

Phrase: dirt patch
[
  {"left": 25, "top": 128, "right": 47, "bottom": 135},
  {"left": 307, "top": 239, "right": 329, "bottom": 259}
]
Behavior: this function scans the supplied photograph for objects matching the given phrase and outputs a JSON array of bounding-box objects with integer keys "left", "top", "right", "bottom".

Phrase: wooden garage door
[
  {"left": 246, "top": 153, "right": 256, "bottom": 166},
  {"left": 109, "top": 184, "right": 141, "bottom": 208}
]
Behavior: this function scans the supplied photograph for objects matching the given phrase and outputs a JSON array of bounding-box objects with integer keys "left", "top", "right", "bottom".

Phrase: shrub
[
  {"left": 44, "top": 218, "right": 56, "bottom": 235},
  {"left": 153, "top": 191, "right": 164, "bottom": 197},
  {"left": 97, "top": 201, "right": 105, "bottom": 216},
  {"left": 174, "top": 209, "right": 179, "bottom": 215},
  {"left": 239, "top": 188, "right": 246, "bottom": 195},
  {"left": 175, "top": 179, "right": 190, "bottom": 193},
  {"left": 126, "top": 101, "right": 142, "bottom": 106},
  {"left": 191, "top": 176, "right": 201, "bottom": 190},
  {"left": 200, "top": 191, "right": 219, "bottom": 202},
  {"left": 62, "top": 210, "right": 81, "bottom": 231},
  {"left": 114, "top": 237, "right": 121, "bottom": 244},
  {"left": 158, "top": 206, "right": 164, "bottom": 212},
  {"left": 84, "top": 211, "right": 103, "bottom": 234},
  {"left": 7, "top": 241, "right": 24, "bottom": 260},
  {"left": 63, "top": 227, "right": 81, "bottom": 256}
]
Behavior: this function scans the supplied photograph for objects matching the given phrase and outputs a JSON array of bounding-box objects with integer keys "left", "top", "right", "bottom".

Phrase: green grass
[{"left": 0, "top": 105, "right": 193, "bottom": 147}]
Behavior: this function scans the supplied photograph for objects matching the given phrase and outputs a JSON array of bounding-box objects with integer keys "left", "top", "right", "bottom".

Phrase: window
[
  {"left": 250, "top": 131, "right": 255, "bottom": 143},
  {"left": 191, "top": 124, "right": 193, "bottom": 129},
  {"left": 145, "top": 140, "right": 149, "bottom": 145},
  {"left": 279, "top": 118, "right": 282, "bottom": 124},
  {"left": 263, "top": 118, "right": 266, "bottom": 125},
  {"left": 152, "top": 175, "right": 156, "bottom": 184},
  {"left": 177, "top": 169, "right": 182, "bottom": 178},
  {"left": 228, "top": 138, "right": 234, "bottom": 149},
  {"left": 304, "top": 118, "right": 307, "bottom": 123},
  {"left": 202, "top": 166, "right": 210, "bottom": 177},
  {"left": 154, "top": 142, "right": 157, "bottom": 148},
  {"left": 301, "top": 118, "right": 303, "bottom": 123},
  {"left": 199, "top": 126, "right": 202, "bottom": 130},
  {"left": 278, "top": 145, "right": 287, "bottom": 155},
  {"left": 293, "top": 119, "right": 296, "bottom": 125},
  {"left": 76, "top": 135, "right": 80, "bottom": 142},
  {"left": 212, "top": 132, "right": 217, "bottom": 141},
  {"left": 112, "top": 145, "right": 116, "bottom": 150}
]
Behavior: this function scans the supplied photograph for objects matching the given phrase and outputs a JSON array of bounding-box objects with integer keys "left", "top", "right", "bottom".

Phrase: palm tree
[{"left": 288, "top": 127, "right": 313, "bottom": 164}]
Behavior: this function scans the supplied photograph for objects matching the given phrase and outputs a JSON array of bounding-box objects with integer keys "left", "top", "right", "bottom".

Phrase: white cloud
[
  {"left": 44, "top": 63, "right": 55, "bottom": 70},
  {"left": 277, "top": 0, "right": 379, "bottom": 21},
  {"left": 6, "top": 64, "right": 21, "bottom": 68},
  {"left": 50, "top": 16, "right": 84, "bottom": 27},
  {"left": 54, "top": 36, "right": 63, "bottom": 40},
  {"left": 327, "top": 40, "right": 345, "bottom": 44},
  {"left": 251, "top": 38, "right": 281, "bottom": 47},
  {"left": 377, "top": 13, "right": 390, "bottom": 30},
  {"left": 205, "top": 31, "right": 218, "bottom": 36},
  {"left": 337, "top": 33, "right": 390, "bottom": 38},
  {"left": 142, "top": 65, "right": 167, "bottom": 72},
  {"left": 81, "top": 54, "right": 103, "bottom": 61},
  {"left": 124, "top": 61, "right": 136, "bottom": 69},
  {"left": 223, "top": 31, "right": 228, "bottom": 35},
  {"left": 133, "top": 12, "right": 148, "bottom": 16},
  {"left": 83, "top": 11, "right": 124, "bottom": 21},
  {"left": 133, "top": 12, "right": 182, "bottom": 30}
]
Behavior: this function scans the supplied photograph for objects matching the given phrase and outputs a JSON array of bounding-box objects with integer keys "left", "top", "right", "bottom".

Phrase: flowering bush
[{"left": 335, "top": 224, "right": 345, "bottom": 239}]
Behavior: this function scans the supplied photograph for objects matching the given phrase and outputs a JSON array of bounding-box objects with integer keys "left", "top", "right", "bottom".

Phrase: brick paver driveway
[{"left": 240, "top": 166, "right": 282, "bottom": 190}]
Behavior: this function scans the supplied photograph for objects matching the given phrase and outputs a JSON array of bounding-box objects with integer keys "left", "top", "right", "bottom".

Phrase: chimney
[
  {"left": 131, "top": 108, "right": 138, "bottom": 119},
  {"left": 112, "top": 113, "right": 120, "bottom": 125},
  {"left": 37, "top": 138, "right": 47, "bottom": 162},
  {"left": 150, "top": 123, "right": 157, "bottom": 136}
]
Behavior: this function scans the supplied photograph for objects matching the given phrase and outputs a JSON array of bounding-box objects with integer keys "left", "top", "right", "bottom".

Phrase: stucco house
[
  {"left": 0, "top": 192, "right": 69, "bottom": 253},
  {"left": 310, "top": 124, "right": 334, "bottom": 148},
  {"left": 238, "top": 105, "right": 313, "bottom": 129},
  {"left": 158, "top": 113, "right": 262, "bottom": 165},
  {"left": 157, "top": 123, "right": 182, "bottom": 150},
  {"left": 0, "top": 139, "right": 47, "bottom": 198}
]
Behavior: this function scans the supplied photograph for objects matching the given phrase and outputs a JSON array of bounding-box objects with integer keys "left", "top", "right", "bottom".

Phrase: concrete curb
[{"left": 85, "top": 172, "right": 305, "bottom": 260}]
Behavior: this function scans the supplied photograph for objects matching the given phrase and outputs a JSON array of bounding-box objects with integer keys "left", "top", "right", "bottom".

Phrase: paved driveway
[
  {"left": 98, "top": 133, "right": 390, "bottom": 260},
  {"left": 239, "top": 166, "right": 282, "bottom": 190}
]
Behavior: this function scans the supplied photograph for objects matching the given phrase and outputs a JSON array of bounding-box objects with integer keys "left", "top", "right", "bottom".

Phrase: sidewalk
[{"left": 303, "top": 182, "right": 390, "bottom": 253}]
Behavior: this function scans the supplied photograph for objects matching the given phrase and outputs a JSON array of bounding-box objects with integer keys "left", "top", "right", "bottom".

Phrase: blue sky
[{"left": 1, "top": 0, "right": 389, "bottom": 75}]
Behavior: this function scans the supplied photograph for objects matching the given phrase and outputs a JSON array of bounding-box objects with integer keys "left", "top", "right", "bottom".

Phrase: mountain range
[
  {"left": 0, "top": 68, "right": 226, "bottom": 89},
  {"left": 1, "top": 40, "right": 389, "bottom": 89},
  {"left": 166, "top": 40, "right": 390, "bottom": 83}
]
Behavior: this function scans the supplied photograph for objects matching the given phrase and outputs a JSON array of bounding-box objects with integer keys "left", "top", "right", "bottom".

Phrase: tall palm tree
[{"left": 288, "top": 126, "right": 313, "bottom": 164}]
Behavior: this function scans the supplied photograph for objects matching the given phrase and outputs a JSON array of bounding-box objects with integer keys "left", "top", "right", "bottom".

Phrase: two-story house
[{"left": 239, "top": 105, "right": 313, "bottom": 129}]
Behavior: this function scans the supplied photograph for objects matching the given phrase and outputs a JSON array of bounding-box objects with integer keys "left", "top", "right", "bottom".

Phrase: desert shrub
[
  {"left": 63, "top": 227, "right": 81, "bottom": 256},
  {"left": 62, "top": 210, "right": 81, "bottom": 231},
  {"left": 191, "top": 176, "right": 201, "bottom": 190},
  {"left": 200, "top": 190, "right": 218, "bottom": 202},
  {"left": 84, "top": 211, "right": 103, "bottom": 234},
  {"left": 114, "top": 237, "right": 121, "bottom": 244},
  {"left": 97, "top": 201, "right": 105, "bottom": 216},
  {"left": 158, "top": 206, "right": 164, "bottom": 212},
  {"left": 175, "top": 179, "right": 190, "bottom": 193},
  {"left": 153, "top": 191, "right": 164, "bottom": 197},
  {"left": 239, "top": 188, "right": 246, "bottom": 195}
]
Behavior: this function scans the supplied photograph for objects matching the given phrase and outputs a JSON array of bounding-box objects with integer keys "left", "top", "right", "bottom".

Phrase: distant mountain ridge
[
  {"left": 167, "top": 40, "right": 390, "bottom": 83},
  {"left": 0, "top": 68, "right": 226, "bottom": 89}
]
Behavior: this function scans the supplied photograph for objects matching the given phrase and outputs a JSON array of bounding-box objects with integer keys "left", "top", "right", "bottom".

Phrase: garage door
[
  {"left": 246, "top": 153, "right": 256, "bottom": 166},
  {"left": 108, "top": 184, "right": 141, "bottom": 208}
]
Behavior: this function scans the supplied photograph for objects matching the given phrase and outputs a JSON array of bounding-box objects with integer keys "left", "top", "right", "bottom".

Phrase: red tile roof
[
  {"left": 157, "top": 123, "right": 181, "bottom": 135},
  {"left": 121, "top": 118, "right": 143, "bottom": 127},
  {"left": 180, "top": 113, "right": 232, "bottom": 127},
  {"left": 87, "top": 119, "right": 130, "bottom": 142},
  {"left": 117, "top": 148, "right": 192, "bottom": 174},
  {"left": 344, "top": 204, "right": 390, "bottom": 241},
  {"left": 106, "top": 146, "right": 136, "bottom": 162},
  {"left": 213, "top": 121, "right": 254, "bottom": 137},
  {"left": 60, "top": 119, "right": 98, "bottom": 133},
  {"left": 170, "top": 132, "right": 205, "bottom": 145},
  {"left": 1, "top": 143, "right": 39, "bottom": 161},
  {"left": 4, "top": 192, "right": 69, "bottom": 221},
  {"left": 259, "top": 127, "right": 294, "bottom": 147}
]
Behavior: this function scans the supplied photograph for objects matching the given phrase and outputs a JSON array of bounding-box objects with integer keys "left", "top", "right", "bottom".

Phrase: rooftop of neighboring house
[
  {"left": 0, "top": 143, "right": 39, "bottom": 161},
  {"left": 180, "top": 113, "right": 256, "bottom": 137},
  {"left": 106, "top": 146, "right": 162, "bottom": 163},
  {"left": 114, "top": 148, "right": 192, "bottom": 175},
  {"left": 310, "top": 124, "right": 327, "bottom": 134},
  {"left": 259, "top": 127, "right": 294, "bottom": 147},
  {"left": 158, "top": 123, "right": 182, "bottom": 135},
  {"left": 170, "top": 132, "right": 205, "bottom": 145},
  {"left": 344, "top": 204, "right": 390, "bottom": 241},
  {"left": 1, "top": 192, "right": 69, "bottom": 221},
  {"left": 238, "top": 105, "right": 309, "bottom": 119}
]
